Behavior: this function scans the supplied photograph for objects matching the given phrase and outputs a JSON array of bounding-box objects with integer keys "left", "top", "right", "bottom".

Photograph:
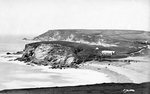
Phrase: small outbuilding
[{"left": 101, "top": 50, "right": 115, "bottom": 55}]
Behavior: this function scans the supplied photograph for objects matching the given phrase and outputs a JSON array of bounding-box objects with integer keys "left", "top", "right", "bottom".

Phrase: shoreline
[
  {"left": 79, "top": 58, "right": 150, "bottom": 83},
  {"left": 79, "top": 62, "right": 133, "bottom": 83},
  {"left": 0, "top": 53, "right": 150, "bottom": 90},
  {"left": 0, "top": 54, "right": 111, "bottom": 90},
  {"left": 0, "top": 53, "right": 132, "bottom": 83},
  {"left": 0, "top": 54, "right": 150, "bottom": 93}
]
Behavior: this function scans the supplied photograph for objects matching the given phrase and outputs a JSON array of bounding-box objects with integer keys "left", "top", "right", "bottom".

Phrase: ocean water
[
  {"left": 0, "top": 35, "right": 110, "bottom": 90},
  {"left": 0, "top": 35, "right": 26, "bottom": 53}
]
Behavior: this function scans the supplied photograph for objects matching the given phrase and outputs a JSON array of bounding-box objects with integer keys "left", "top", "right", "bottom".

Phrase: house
[{"left": 101, "top": 50, "right": 115, "bottom": 55}]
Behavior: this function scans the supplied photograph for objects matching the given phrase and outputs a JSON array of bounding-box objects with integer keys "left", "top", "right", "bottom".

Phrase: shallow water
[{"left": 0, "top": 35, "right": 110, "bottom": 90}]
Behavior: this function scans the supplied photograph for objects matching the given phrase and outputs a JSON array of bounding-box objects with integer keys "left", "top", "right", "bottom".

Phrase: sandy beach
[
  {"left": 0, "top": 54, "right": 111, "bottom": 90},
  {"left": 0, "top": 54, "right": 150, "bottom": 94},
  {"left": 79, "top": 56, "right": 150, "bottom": 83},
  {"left": 0, "top": 53, "right": 150, "bottom": 90}
]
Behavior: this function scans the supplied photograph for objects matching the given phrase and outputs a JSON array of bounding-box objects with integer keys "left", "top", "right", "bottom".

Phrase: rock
[
  {"left": 18, "top": 42, "right": 80, "bottom": 68},
  {"left": 6, "top": 51, "right": 23, "bottom": 55},
  {"left": 6, "top": 52, "right": 11, "bottom": 55},
  {"left": 34, "top": 44, "right": 54, "bottom": 60},
  {"left": 22, "top": 38, "right": 28, "bottom": 40},
  {"left": 15, "top": 51, "right": 23, "bottom": 54},
  {"left": 31, "top": 58, "right": 49, "bottom": 66},
  {"left": 14, "top": 57, "right": 25, "bottom": 62},
  {"left": 65, "top": 57, "right": 75, "bottom": 66}
]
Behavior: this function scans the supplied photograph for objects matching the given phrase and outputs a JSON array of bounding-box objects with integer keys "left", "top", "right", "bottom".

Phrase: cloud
[{"left": 0, "top": 0, "right": 149, "bottom": 35}]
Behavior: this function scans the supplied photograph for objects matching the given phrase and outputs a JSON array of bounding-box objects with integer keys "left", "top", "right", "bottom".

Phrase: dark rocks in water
[
  {"left": 15, "top": 51, "right": 23, "bottom": 54},
  {"left": 22, "top": 38, "right": 28, "bottom": 40},
  {"left": 15, "top": 57, "right": 28, "bottom": 62},
  {"left": 6, "top": 52, "right": 11, "bottom": 55},
  {"left": 6, "top": 51, "right": 23, "bottom": 55}
]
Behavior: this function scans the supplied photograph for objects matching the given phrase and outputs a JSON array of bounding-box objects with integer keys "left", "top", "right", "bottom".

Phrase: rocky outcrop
[
  {"left": 16, "top": 40, "right": 148, "bottom": 68},
  {"left": 22, "top": 38, "right": 28, "bottom": 40},
  {"left": 16, "top": 41, "right": 99, "bottom": 68},
  {"left": 18, "top": 43, "right": 76, "bottom": 68},
  {"left": 6, "top": 51, "right": 23, "bottom": 55}
]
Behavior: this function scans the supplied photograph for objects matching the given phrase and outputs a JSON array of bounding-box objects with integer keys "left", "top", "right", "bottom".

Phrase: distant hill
[{"left": 33, "top": 29, "right": 150, "bottom": 47}]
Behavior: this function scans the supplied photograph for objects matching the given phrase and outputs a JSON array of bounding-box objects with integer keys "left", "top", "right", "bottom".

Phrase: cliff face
[
  {"left": 16, "top": 40, "right": 148, "bottom": 68},
  {"left": 17, "top": 30, "right": 150, "bottom": 68},
  {"left": 21, "top": 43, "right": 74, "bottom": 68},
  {"left": 18, "top": 41, "right": 100, "bottom": 68},
  {"left": 33, "top": 29, "right": 150, "bottom": 47}
]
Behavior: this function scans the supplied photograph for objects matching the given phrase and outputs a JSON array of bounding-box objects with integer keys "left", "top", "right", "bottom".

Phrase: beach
[
  {"left": 79, "top": 56, "right": 150, "bottom": 83},
  {"left": 0, "top": 54, "right": 111, "bottom": 90},
  {"left": 1, "top": 52, "right": 150, "bottom": 90}
]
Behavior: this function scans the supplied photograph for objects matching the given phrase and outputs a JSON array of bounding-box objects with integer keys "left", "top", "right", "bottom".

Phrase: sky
[{"left": 0, "top": 0, "right": 150, "bottom": 36}]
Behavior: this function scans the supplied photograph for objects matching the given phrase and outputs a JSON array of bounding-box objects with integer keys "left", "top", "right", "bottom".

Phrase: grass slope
[
  {"left": 33, "top": 29, "right": 150, "bottom": 43},
  {"left": 0, "top": 82, "right": 150, "bottom": 94}
]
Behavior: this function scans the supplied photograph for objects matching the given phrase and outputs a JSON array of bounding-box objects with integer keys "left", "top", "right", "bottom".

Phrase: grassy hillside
[
  {"left": 33, "top": 29, "right": 150, "bottom": 45},
  {"left": 1, "top": 82, "right": 150, "bottom": 94},
  {"left": 26, "top": 41, "right": 145, "bottom": 55}
]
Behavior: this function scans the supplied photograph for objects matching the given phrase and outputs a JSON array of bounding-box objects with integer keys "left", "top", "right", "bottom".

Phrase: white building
[{"left": 101, "top": 50, "right": 115, "bottom": 55}]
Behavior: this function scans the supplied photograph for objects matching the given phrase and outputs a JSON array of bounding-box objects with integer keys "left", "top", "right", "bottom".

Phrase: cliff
[
  {"left": 16, "top": 41, "right": 147, "bottom": 68},
  {"left": 15, "top": 29, "right": 150, "bottom": 68}
]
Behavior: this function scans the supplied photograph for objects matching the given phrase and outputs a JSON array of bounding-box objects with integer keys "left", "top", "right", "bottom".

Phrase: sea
[{"left": 0, "top": 35, "right": 110, "bottom": 90}]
